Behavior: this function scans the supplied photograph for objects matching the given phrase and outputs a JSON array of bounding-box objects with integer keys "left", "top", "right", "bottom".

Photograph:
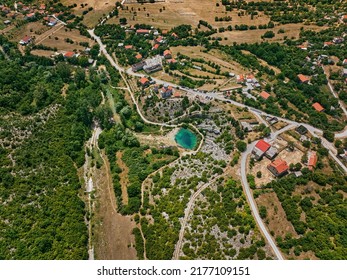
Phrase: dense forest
[{"left": 0, "top": 48, "right": 103, "bottom": 259}]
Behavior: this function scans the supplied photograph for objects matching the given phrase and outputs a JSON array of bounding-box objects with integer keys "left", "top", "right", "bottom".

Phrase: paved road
[{"left": 240, "top": 123, "right": 297, "bottom": 260}]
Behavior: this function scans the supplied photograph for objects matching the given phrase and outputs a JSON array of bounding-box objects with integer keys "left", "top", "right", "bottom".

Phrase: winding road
[{"left": 88, "top": 28, "right": 347, "bottom": 260}]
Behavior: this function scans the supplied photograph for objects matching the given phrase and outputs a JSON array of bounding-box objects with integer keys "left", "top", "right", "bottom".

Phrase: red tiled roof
[
  {"left": 312, "top": 102, "right": 324, "bottom": 112},
  {"left": 152, "top": 43, "right": 159, "bottom": 50},
  {"left": 237, "top": 74, "right": 244, "bottom": 81},
  {"left": 260, "top": 91, "right": 270, "bottom": 100},
  {"left": 167, "top": 58, "right": 177, "bottom": 64},
  {"left": 308, "top": 152, "right": 317, "bottom": 170},
  {"left": 64, "top": 51, "right": 75, "bottom": 58},
  {"left": 297, "top": 74, "right": 310, "bottom": 83},
  {"left": 255, "top": 140, "right": 271, "bottom": 153},
  {"left": 124, "top": 45, "right": 133, "bottom": 49},
  {"left": 247, "top": 74, "right": 255, "bottom": 80},
  {"left": 163, "top": 49, "right": 172, "bottom": 56},
  {"left": 135, "top": 53, "right": 142, "bottom": 59},
  {"left": 136, "top": 29, "right": 150, "bottom": 34},
  {"left": 139, "top": 77, "right": 149, "bottom": 85},
  {"left": 269, "top": 159, "right": 288, "bottom": 174},
  {"left": 21, "top": 35, "right": 31, "bottom": 43}
]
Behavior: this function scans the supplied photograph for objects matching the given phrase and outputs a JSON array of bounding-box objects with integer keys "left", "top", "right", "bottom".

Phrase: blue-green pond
[{"left": 174, "top": 128, "right": 197, "bottom": 150}]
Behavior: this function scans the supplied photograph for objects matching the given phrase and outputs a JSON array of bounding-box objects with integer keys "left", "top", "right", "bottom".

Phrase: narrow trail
[{"left": 172, "top": 176, "right": 221, "bottom": 260}]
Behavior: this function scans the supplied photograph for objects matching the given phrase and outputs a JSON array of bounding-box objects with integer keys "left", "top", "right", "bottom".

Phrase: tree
[
  {"left": 259, "top": 206, "right": 267, "bottom": 219},
  {"left": 119, "top": 18, "right": 127, "bottom": 25},
  {"left": 236, "top": 141, "right": 247, "bottom": 152},
  {"left": 55, "top": 62, "right": 71, "bottom": 82},
  {"left": 262, "top": 31, "right": 275, "bottom": 38},
  {"left": 323, "top": 130, "right": 334, "bottom": 142}
]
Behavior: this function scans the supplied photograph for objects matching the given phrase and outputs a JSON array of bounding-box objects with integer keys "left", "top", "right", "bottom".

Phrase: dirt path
[{"left": 116, "top": 151, "right": 129, "bottom": 205}]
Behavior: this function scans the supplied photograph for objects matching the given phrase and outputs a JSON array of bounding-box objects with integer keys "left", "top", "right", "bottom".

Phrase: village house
[
  {"left": 143, "top": 56, "right": 163, "bottom": 74},
  {"left": 152, "top": 43, "right": 159, "bottom": 50},
  {"left": 160, "top": 84, "right": 173, "bottom": 98},
  {"left": 268, "top": 159, "right": 289, "bottom": 177},
  {"left": 296, "top": 125, "right": 308, "bottom": 135},
  {"left": 265, "top": 146, "right": 278, "bottom": 160},
  {"left": 307, "top": 151, "right": 317, "bottom": 171},
  {"left": 25, "top": 12, "right": 36, "bottom": 20},
  {"left": 297, "top": 74, "right": 310, "bottom": 84},
  {"left": 19, "top": 35, "right": 32, "bottom": 45},
  {"left": 139, "top": 77, "right": 150, "bottom": 88},
  {"left": 64, "top": 51, "right": 77, "bottom": 59},
  {"left": 124, "top": 45, "right": 133, "bottom": 50},
  {"left": 163, "top": 50, "right": 172, "bottom": 59},
  {"left": 323, "top": 41, "right": 333, "bottom": 48},
  {"left": 259, "top": 91, "right": 270, "bottom": 100},
  {"left": 252, "top": 139, "right": 271, "bottom": 160},
  {"left": 132, "top": 61, "right": 146, "bottom": 72},
  {"left": 342, "top": 68, "right": 347, "bottom": 77},
  {"left": 343, "top": 59, "right": 347, "bottom": 65},
  {"left": 135, "top": 53, "right": 142, "bottom": 60},
  {"left": 47, "top": 17, "right": 57, "bottom": 26},
  {"left": 297, "top": 44, "right": 307, "bottom": 51},
  {"left": 312, "top": 102, "right": 324, "bottom": 112},
  {"left": 155, "top": 36, "right": 165, "bottom": 44},
  {"left": 173, "top": 92, "right": 181, "bottom": 98},
  {"left": 136, "top": 29, "right": 150, "bottom": 35},
  {"left": 167, "top": 58, "right": 177, "bottom": 64},
  {"left": 240, "top": 121, "right": 253, "bottom": 132},
  {"left": 246, "top": 74, "right": 257, "bottom": 84},
  {"left": 236, "top": 74, "right": 244, "bottom": 84},
  {"left": 266, "top": 117, "right": 278, "bottom": 126}
]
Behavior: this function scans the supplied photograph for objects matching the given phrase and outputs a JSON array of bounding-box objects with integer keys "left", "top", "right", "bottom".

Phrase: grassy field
[
  {"left": 61, "top": 0, "right": 115, "bottom": 28},
  {"left": 37, "top": 27, "right": 95, "bottom": 52},
  {"left": 112, "top": 0, "right": 270, "bottom": 30},
  {"left": 110, "top": 0, "right": 327, "bottom": 44}
]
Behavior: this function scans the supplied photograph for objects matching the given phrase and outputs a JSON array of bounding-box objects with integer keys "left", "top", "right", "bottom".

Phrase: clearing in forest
[{"left": 93, "top": 151, "right": 137, "bottom": 260}]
